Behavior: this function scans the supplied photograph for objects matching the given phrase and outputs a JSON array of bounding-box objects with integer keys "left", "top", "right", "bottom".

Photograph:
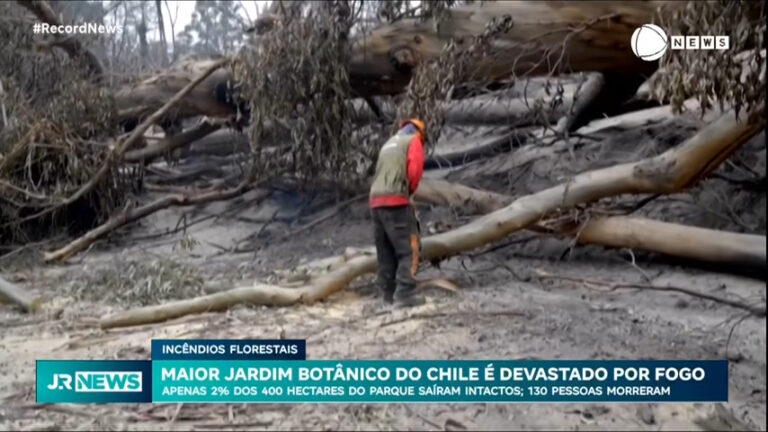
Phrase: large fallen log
[
  {"left": 415, "top": 178, "right": 766, "bottom": 269},
  {"left": 122, "top": 118, "right": 224, "bottom": 163},
  {"left": 424, "top": 130, "right": 531, "bottom": 170},
  {"left": 560, "top": 216, "right": 766, "bottom": 269},
  {"left": 350, "top": 82, "right": 580, "bottom": 126},
  {"left": 115, "top": 57, "right": 236, "bottom": 128},
  {"left": 0, "top": 275, "right": 42, "bottom": 313},
  {"left": 348, "top": 1, "right": 675, "bottom": 96},
  {"left": 457, "top": 99, "right": 704, "bottom": 180},
  {"left": 114, "top": 1, "right": 678, "bottom": 127},
  {"left": 100, "top": 108, "right": 764, "bottom": 328},
  {"left": 414, "top": 178, "right": 514, "bottom": 214}
]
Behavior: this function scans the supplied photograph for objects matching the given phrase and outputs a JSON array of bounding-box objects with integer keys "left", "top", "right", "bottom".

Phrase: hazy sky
[{"left": 158, "top": 1, "right": 270, "bottom": 42}]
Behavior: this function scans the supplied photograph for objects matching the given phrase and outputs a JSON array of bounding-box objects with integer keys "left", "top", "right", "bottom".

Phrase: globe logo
[{"left": 631, "top": 24, "right": 668, "bottom": 61}]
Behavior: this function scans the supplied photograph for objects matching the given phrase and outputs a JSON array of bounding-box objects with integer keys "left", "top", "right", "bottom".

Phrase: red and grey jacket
[{"left": 369, "top": 121, "right": 425, "bottom": 208}]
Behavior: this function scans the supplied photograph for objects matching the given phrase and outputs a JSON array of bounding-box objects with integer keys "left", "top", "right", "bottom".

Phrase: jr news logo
[
  {"left": 631, "top": 24, "right": 730, "bottom": 61},
  {"left": 47, "top": 371, "right": 143, "bottom": 392}
]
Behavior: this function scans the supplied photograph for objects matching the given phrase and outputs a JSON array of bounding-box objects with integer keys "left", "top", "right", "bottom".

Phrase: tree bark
[
  {"left": 115, "top": 57, "right": 236, "bottom": 128},
  {"left": 415, "top": 179, "right": 766, "bottom": 269},
  {"left": 164, "top": 0, "right": 178, "bottom": 62},
  {"left": 415, "top": 178, "right": 514, "bottom": 214},
  {"left": 560, "top": 216, "right": 766, "bottom": 269},
  {"left": 348, "top": 1, "right": 677, "bottom": 96},
  {"left": 138, "top": 4, "right": 149, "bottom": 63},
  {"left": 155, "top": 0, "right": 168, "bottom": 66},
  {"left": 350, "top": 83, "right": 579, "bottom": 126},
  {"left": 0, "top": 275, "right": 42, "bottom": 313},
  {"left": 123, "top": 119, "right": 224, "bottom": 163}
]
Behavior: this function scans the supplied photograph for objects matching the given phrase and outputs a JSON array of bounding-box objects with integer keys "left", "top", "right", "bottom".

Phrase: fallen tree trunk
[
  {"left": 458, "top": 99, "right": 704, "bottom": 180},
  {"left": 0, "top": 275, "right": 42, "bottom": 313},
  {"left": 424, "top": 130, "right": 530, "bottom": 170},
  {"left": 416, "top": 178, "right": 766, "bottom": 269},
  {"left": 350, "top": 83, "right": 579, "bottom": 126},
  {"left": 414, "top": 178, "right": 514, "bottom": 214},
  {"left": 115, "top": 57, "right": 236, "bottom": 128},
  {"left": 185, "top": 129, "right": 251, "bottom": 159},
  {"left": 114, "top": 2, "right": 677, "bottom": 127},
  {"left": 560, "top": 216, "right": 767, "bottom": 269},
  {"left": 553, "top": 72, "right": 605, "bottom": 133},
  {"left": 134, "top": 125, "right": 526, "bottom": 175},
  {"left": 576, "top": 100, "right": 701, "bottom": 135},
  {"left": 122, "top": 118, "right": 224, "bottom": 163},
  {"left": 348, "top": 1, "right": 676, "bottom": 96},
  {"left": 100, "top": 108, "right": 764, "bottom": 328}
]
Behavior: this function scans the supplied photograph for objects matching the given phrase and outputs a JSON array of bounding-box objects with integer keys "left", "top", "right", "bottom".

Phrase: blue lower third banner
[
  {"left": 37, "top": 360, "right": 727, "bottom": 403},
  {"left": 152, "top": 360, "right": 726, "bottom": 403}
]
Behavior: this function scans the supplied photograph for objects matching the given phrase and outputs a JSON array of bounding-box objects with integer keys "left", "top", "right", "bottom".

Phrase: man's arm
[{"left": 406, "top": 135, "right": 425, "bottom": 195}]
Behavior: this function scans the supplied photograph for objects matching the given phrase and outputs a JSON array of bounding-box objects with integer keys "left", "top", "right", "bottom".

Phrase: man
[{"left": 369, "top": 118, "right": 426, "bottom": 307}]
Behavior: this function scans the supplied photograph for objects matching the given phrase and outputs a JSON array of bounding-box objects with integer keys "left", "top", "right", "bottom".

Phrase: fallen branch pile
[
  {"left": 100, "top": 108, "right": 765, "bottom": 328},
  {"left": 1, "top": 1, "right": 763, "bottom": 327}
]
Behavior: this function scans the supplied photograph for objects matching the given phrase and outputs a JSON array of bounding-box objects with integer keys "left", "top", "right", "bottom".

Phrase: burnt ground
[{"left": 0, "top": 117, "right": 765, "bottom": 431}]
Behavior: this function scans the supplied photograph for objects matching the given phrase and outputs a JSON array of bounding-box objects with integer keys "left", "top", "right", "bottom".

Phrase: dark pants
[{"left": 371, "top": 205, "right": 420, "bottom": 301}]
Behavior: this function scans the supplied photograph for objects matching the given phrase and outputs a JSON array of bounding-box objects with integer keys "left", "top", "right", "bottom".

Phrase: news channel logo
[
  {"left": 37, "top": 360, "right": 151, "bottom": 403},
  {"left": 47, "top": 371, "right": 142, "bottom": 392},
  {"left": 631, "top": 24, "right": 730, "bottom": 61}
]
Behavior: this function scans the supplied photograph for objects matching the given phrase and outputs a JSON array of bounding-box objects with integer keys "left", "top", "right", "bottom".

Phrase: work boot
[
  {"left": 380, "top": 289, "right": 394, "bottom": 304},
  {"left": 379, "top": 282, "right": 395, "bottom": 304},
  {"left": 393, "top": 286, "right": 426, "bottom": 307}
]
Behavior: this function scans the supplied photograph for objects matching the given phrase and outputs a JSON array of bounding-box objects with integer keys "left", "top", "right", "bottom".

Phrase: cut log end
[{"left": 0, "top": 276, "right": 44, "bottom": 314}]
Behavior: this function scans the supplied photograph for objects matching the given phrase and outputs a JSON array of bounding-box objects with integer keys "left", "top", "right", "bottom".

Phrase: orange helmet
[{"left": 400, "top": 118, "right": 425, "bottom": 137}]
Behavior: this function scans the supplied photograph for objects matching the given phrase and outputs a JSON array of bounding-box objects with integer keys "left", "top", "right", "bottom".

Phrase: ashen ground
[{"left": 0, "top": 123, "right": 765, "bottom": 431}]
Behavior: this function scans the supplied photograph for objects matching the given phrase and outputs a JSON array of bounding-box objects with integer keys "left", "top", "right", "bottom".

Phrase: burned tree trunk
[
  {"left": 348, "top": 1, "right": 677, "bottom": 96},
  {"left": 115, "top": 57, "right": 237, "bottom": 129},
  {"left": 155, "top": 0, "right": 168, "bottom": 66}
]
